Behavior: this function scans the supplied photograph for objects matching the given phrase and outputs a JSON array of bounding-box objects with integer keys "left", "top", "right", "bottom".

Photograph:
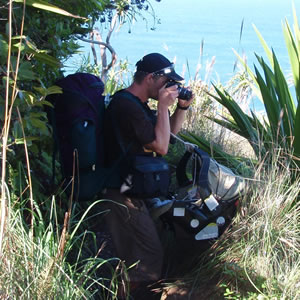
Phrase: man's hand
[
  {"left": 169, "top": 86, "right": 194, "bottom": 134},
  {"left": 177, "top": 86, "right": 194, "bottom": 108},
  {"left": 158, "top": 83, "right": 179, "bottom": 108}
]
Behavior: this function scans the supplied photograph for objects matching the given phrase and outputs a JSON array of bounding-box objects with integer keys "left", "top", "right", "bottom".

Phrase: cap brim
[{"left": 166, "top": 71, "right": 184, "bottom": 82}]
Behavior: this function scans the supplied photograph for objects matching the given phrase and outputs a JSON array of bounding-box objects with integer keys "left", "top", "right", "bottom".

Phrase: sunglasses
[{"left": 153, "top": 64, "right": 175, "bottom": 76}]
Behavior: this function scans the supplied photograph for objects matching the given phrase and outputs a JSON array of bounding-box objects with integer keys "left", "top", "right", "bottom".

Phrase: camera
[{"left": 166, "top": 81, "right": 193, "bottom": 101}]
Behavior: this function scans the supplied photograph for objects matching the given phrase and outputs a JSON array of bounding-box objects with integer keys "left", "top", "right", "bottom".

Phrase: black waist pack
[{"left": 121, "top": 155, "right": 170, "bottom": 199}]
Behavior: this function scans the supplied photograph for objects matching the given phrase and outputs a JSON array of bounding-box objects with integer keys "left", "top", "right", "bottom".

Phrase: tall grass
[
  {"left": 0, "top": 193, "right": 127, "bottom": 299},
  {"left": 0, "top": 197, "right": 81, "bottom": 299},
  {"left": 190, "top": 149, "right": 300, "bottom": 299},
  {"left": 234, "top": 154, "right": 300, "bottom": 299}
]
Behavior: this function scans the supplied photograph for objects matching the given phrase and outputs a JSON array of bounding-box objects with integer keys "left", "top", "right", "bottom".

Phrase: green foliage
[
  {"left": 75, "top": 54, "right": 131, "bottom": 95},
  {"left": 0, "top": 0, "right": 160, "bottom": 201},
  {"left": 183, "top": 79, "right": 215, "bottom": 136},
  {"left": 210, "top": 10, "right": 300, "bottom": 165}
]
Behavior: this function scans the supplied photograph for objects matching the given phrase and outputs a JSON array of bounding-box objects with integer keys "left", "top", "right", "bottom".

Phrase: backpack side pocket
[{"left": 71, "top": 119, "right": 97, "bottom": 170}]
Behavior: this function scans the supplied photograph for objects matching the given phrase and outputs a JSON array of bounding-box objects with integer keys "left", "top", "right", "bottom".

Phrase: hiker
[{"left": 102, "top": 53, "right": 194, "bottom": 298}]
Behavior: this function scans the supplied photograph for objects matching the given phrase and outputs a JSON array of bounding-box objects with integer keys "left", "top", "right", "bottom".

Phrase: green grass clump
[
  {"left": 0, "top": 196, "right": 126, "bottom": 299},
  {"left": 189, "top": 149, "right": 300, "bottom": 299}
]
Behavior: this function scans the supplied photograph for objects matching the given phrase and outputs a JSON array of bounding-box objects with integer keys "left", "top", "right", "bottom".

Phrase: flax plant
[{"left": 183, "top": 6, "right": 300, "bottom": 178}]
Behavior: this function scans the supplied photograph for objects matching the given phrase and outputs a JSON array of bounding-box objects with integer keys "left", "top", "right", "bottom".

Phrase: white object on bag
[
  {"left": 195, "top": 223, "right": 218, "bottom": 240},
  {"left": 204, "top": 194, "right": 219, "bottom": 211},
  {"left": 120, "top": 174, "right": 132, "bottom": 193}
]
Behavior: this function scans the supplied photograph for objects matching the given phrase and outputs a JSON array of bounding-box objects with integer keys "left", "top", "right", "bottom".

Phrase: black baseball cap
[{"left": 135, "top": 53, "right": 184, "bottom": 82}]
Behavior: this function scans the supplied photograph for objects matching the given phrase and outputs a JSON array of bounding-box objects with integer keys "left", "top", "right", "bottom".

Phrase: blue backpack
[{"left": 46, "top": 73, "right": 109, "bottom": 201}]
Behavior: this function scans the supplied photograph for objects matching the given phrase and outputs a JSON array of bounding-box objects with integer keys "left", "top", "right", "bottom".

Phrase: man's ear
[{"left": 145, "top": 73, "right": 154, "bottom": 84}]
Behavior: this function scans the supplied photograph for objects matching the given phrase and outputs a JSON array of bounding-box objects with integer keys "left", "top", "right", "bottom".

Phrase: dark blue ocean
[{"left": 66, "top": 0, "right": 300, "bottom": 109}]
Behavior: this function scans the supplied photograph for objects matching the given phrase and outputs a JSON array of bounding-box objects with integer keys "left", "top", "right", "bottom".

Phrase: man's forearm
[
  {"left": 145, "top": 105, "right": 171, "bottom": 155},
  {"left": 170, "top": 107, "right": 187, "bottom": 134}
]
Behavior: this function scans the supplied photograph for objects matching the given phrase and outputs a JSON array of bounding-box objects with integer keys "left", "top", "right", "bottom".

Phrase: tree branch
[
  {"left": 89, "top": 32, "right": 98, "bottom": 65},
  {"left": 75, "top": 34, "right": 117, "bottom": 81},
  {"left": 75, "top": 35, "right": 117, "bottom": 62}
]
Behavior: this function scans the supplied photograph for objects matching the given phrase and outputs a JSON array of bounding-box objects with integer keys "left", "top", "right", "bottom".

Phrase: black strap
[
  {"left": 176, "top": 150, "right": 193, "bottom": 187},
  {"left": 176, "top": 147, "right": 212, "bottom": 199},
  {"left": 111, "top": 112, "right": 131, "bottom": 156},
  {"left": 194, "top": 147, "right": 212, "bottom": 200}
]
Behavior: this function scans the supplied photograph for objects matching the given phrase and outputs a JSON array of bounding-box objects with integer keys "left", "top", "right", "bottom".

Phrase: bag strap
[
  {"left": 111, "top": 113, "right": 131, "bottom": 156},
  {"left": 176, "top": 146, "right": 212, "bottom": 200},
  {"left": 176, "top": 150, "right": 193, "bottom": 187},
  {"left": 194, "top": 147, "right": 212, "bottom": 200}
]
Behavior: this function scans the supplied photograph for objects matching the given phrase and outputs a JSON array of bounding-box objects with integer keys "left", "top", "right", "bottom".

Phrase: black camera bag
[{"left": 123, "top": 155, "right": 170, "bottom": 198}]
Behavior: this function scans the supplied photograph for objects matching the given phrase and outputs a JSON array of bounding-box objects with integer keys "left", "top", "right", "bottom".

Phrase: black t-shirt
[{"left": 103, "top": 90, "right": 156, "bottom": 168}]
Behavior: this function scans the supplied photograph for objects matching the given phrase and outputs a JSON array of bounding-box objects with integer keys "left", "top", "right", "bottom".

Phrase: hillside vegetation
[{"left": 1, "top": 1, "right": 299, "bottom": 299}]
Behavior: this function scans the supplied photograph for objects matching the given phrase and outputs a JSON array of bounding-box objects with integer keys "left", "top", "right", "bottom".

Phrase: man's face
[{"left": 149, "top": 75, "right": 169, "bottom": 100}]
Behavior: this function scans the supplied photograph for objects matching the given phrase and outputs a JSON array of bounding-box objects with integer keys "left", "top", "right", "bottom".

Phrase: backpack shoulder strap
[
  {"left": 110, "top": 90, "right": 155, "bottom": 154},
  {"left": 113, "top": 90, "right": 156, "bottom": 123}
]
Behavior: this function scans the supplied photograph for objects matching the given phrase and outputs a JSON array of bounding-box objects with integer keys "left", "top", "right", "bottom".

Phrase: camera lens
[{"left": 178, "top": 87, "right": 193, "bottom": 101}]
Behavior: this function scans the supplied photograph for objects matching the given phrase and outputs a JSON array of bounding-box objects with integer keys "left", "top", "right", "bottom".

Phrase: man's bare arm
[{"left": 144, "top": 85, "right": 178, "bottom": 155}]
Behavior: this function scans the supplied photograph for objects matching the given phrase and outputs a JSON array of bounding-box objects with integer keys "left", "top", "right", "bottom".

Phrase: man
[{"left": 103, "top": 53, "right": 193, "bottom": 298}]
